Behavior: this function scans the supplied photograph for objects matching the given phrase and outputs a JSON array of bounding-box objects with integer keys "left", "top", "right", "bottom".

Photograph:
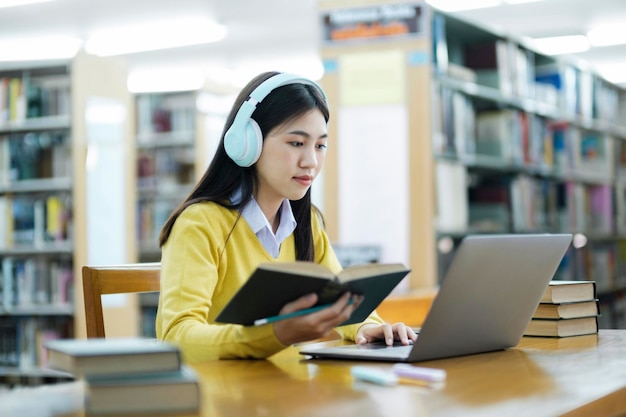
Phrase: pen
[{"left": 254, "top": 299, "right": 355, "bottom": 326}]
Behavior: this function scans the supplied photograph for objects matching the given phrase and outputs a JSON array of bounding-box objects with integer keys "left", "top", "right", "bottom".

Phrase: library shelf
[{"left": 318, "top": 1, "right": 626, "bottom": 328}]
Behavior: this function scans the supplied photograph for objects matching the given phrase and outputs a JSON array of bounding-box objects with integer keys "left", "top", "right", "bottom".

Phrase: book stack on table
[
  {"left": 44, "top": 337, "right": 200, "bottom": 416},
  {"left": 524, "top": 281, "right": 599, "bottom": 337}
]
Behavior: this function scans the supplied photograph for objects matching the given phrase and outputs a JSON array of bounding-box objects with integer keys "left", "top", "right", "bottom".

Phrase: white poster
[{"left": 337, "top": 105, "right": 409, "bottom": 267}]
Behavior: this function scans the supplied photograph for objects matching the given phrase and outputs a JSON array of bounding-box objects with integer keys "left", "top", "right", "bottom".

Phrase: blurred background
[
  {"left": 1, "top": 0, "right": 625, "bottom": 89},
  {"left": 1, "top": 0, "right": 626, "bottom": 379}
]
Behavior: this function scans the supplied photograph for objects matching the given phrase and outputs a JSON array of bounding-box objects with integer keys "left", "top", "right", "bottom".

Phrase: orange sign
[{"left": 322, "top": 3, "right": 424, "bottom": 43}]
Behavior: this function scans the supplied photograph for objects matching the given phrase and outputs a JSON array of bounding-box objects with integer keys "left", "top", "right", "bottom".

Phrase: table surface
[
  {"left": 192, "top": 329, "right": 626, "bottom": 417},
  {"left": 5, "top": 330, "right": 626, "bottom": 417}
]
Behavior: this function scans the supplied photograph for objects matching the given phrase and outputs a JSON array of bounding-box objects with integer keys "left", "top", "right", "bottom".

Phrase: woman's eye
[
  {"left": 317, "top": 143, "right": 328, "bottom": 150},
  {"left": 289, "top": 141, "right": 304, "bottom": 147}
]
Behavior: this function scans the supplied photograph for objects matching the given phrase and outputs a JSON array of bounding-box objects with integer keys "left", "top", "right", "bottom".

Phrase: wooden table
[
  {"left": 10, "top": 330, "right": 626, "bottom": 417},
  {"left": 192, "top": 329, "right": 626, "bottom": 417}
]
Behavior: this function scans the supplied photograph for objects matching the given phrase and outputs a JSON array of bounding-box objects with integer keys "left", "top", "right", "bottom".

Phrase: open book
[{"left": 215, "top": 262, "right": 410, "bottom": 326}]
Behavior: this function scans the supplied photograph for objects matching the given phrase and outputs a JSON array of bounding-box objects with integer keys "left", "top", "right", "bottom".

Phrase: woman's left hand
[{"left": 355, "top": 322, "right": 418, "bottom": 346}]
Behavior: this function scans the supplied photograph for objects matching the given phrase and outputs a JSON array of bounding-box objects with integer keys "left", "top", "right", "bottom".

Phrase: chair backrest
[{"left": 82, "top": 263, "right": 161, "bottom": 338}]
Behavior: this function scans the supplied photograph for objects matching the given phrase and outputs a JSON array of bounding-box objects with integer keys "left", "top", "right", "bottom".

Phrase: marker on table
[
  {"left": 254, "top": 299, "right": 355, "bottom": 326},
  {"left": 351, "top": 366, "right": 399, "bottom": 386},
  {"left": 392, "top": 364, "right": 447, "bottom": 383},
  {"left": 351, "top": 365, "right": 447, "bottom": 387}
]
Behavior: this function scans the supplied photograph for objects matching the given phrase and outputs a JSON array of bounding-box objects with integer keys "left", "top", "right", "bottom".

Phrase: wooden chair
[{"left": 82, "top": 263, "right": 161, "bottom": 338}]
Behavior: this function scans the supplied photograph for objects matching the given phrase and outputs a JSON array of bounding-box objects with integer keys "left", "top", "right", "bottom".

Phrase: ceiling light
[
  {"left": 127, "top": 68, "right": 205, "bottom": 93},
  {"left": 504, "top": 0, "right": 545, "bottom": 3},
  {"left": 426, "top": 0, "right": 501, "bottom": 12},
  {"left": 587, "top": 25, "right": 626, "bottom": 47},
  {"left": 0, "top": 0, "right": 54, "bottom": 8},
  {"left": 595, "top": 63, "right": 626, "bottom": 85},
  {"left": 0, "top": 35, "right": 82, "bottom": 61},
  {"left": 85, "top": 18, "right": 227, "bottom": 56},
  {"left": 531, "top": 35, "right": 589, "bottom": 55}
]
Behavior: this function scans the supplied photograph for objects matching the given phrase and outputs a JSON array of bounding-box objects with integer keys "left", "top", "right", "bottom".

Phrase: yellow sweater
[{"left": 156, "top": 201, "right": 384, "bottom": 362}]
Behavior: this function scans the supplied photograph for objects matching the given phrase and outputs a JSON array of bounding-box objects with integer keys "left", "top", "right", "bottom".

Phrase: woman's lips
[{"left": 294, "top": 175, "right": 313, "bottom": 186}]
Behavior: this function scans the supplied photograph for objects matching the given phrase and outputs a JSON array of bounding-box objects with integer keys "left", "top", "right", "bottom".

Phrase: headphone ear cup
[
  {"left": 224, "top": 118, "right": 263, "bottom": 167},
  {"left": 243, "top": 119, "right": 263, "bottom": 166},
  {"left": 224, "top": 73, "right": 327, "bottom": 167}
]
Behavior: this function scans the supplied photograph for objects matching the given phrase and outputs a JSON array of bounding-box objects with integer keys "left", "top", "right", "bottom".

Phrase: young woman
[{"left": 156, "top": 71, "right": 417, "bottom": 362}]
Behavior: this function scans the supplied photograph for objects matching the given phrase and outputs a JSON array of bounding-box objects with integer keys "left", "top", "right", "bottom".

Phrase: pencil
[
  {"left": 254, "top": 304, "right": 334, "bottom": 326},
  {"left": 253, "top": 298, "right": 355, "bottom": 326}
]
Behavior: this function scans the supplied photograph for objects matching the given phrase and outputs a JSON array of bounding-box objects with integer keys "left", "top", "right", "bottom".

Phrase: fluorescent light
[
  {"left": 426, "top": 0, "right": 501, "bottom": 12},
  {"left": 596, "top": 63, "right": 626, "bottom": 84},
  {"left": 0, "top": 0, "right": 53, "bottom": 8},
  {"left": 127, "top": 68, "right": 205, "bottom": 93},
  {"left": 504, "top": 0, "right": 545, "bottom": 3},
  {"left": 85, "top": 18, "right": 227, "bottom": 56},
  {"left": 532, "top": 35, "right": 589, "bottom": 55},
  {"left": 0, "top": 36, "right": 82, "bottom": 61},
  {"left": 587, "top": 25, "right": 626, "bottom": 47}
]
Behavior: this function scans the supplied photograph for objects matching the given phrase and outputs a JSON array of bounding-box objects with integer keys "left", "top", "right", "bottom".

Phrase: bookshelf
[
  {"left": 133, "top": 89, "right": 229, "bottom": 337},
  {"left": 430, "top": 11, "right": 626, "bottom": 328},
  {"left": 0, "top": 53, "right": 131, "bottom": 380},
  {"left": 318, "top": 1, "right": 626, "bottom": 328},
  {"left": 135, "top": 91, "right": 198, "bottom": 263},
  {"left": 0, "top": 62, "right": 75, "bottom": 376}
]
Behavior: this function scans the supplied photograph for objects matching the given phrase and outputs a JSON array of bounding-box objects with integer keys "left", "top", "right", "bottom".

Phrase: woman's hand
[
  {"left": 272, "top": 292, "right": 361, "bottom": 346},
  {"left": 355, "top": 322, "right": 418, "bottom": 346}
]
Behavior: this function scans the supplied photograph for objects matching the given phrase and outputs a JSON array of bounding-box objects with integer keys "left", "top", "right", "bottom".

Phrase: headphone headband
[{"left": 224, "top": 73, "right": 327, "bottom": 167}]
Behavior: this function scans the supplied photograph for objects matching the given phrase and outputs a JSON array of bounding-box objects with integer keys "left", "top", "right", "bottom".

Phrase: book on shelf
[
  {"left": 215, "top": 262, "right": 410, "bottom": 326},
  {"left": 84, "top": 365, "right": 200, "bottom": 416},
  {"left": 435, "top": 160, "right": 468, "bottom": 232},
  {"left": 540, "top": 280, "right": 596, "bottom": 304},
  {"left": 44, "top": 337, "right": 182, "bottom": 378},
  {"left": 463, "top": 39, "right": 513, "bottom": 96},
  {"left": 535, "top": 63, "right": 578, "bottom": 116},
  {"left": 532, "top": 299, "right": 599, "bottom": 319},
  {"left": 524, "top": 316, "right": 598, "bottom": 338},
  {"left": 475, "top": 109, "right": 522, "bottom": 160}
]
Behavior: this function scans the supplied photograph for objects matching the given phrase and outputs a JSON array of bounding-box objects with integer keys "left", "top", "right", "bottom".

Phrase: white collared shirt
[{"left": 240, "top": 196, "right": 297, "bottom": 258}]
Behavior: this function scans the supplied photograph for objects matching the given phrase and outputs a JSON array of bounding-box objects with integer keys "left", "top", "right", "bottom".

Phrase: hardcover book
[
  {"left": 533, "top": 300, "right": 599, "bottom": 319},
  {"left": 540, "top": 280, "right": 596, "bottom": 303},
  {"left": 215, "top": 262, "right": 410, "bottom": 326},
  {"left": 85, "top": 366, "right": 200, "bottom": 416},
  {"left": 44, "top": 337, "right": 182, "bottom": 378},
  {"left": 524, "top": 316, "right": 598, "bottom": 338}
]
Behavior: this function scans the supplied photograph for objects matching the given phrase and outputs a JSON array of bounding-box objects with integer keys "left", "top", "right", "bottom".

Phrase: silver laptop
[{"left": 300, "top": 233, "right": 573, "bottom": 362}]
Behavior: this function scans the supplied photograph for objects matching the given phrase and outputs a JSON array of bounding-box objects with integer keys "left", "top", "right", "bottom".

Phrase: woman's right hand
[{"left": 272, "top": 292, "right": 361, "bottom": 346}]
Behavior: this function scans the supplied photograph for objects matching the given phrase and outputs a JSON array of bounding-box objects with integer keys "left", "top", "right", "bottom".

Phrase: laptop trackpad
[{"left": 302, "top": 341, "right": 415, "bottom": 360}]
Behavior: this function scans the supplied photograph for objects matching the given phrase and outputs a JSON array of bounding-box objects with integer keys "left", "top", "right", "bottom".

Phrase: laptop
[{"left": 300, "top": 233, "right": 573, "bottom": 362}]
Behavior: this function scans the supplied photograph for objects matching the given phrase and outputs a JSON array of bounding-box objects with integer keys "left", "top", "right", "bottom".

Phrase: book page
[
  {"left": 338, "top": 263, "right": 408, "bottom": 282},
  {"left": 258, "top": 262, "right": 335, "bottom": 279}
]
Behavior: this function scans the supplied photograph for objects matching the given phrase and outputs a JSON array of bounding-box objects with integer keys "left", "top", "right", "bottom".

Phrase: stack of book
[
  {"left": 524, "top": 280, "right": 600, "bottom": 337},
  {"left": 44, "top": 337, "right": 200, "bottom": 416}
]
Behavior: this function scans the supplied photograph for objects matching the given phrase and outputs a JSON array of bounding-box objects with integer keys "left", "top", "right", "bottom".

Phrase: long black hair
[{"left": 158, "top": 71, "right": 330, "bottom": 261}]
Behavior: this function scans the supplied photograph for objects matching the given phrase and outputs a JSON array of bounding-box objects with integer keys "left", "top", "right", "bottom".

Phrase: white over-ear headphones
[{"left": 224, "top": 73, "right": 328, "bottom": 167}]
